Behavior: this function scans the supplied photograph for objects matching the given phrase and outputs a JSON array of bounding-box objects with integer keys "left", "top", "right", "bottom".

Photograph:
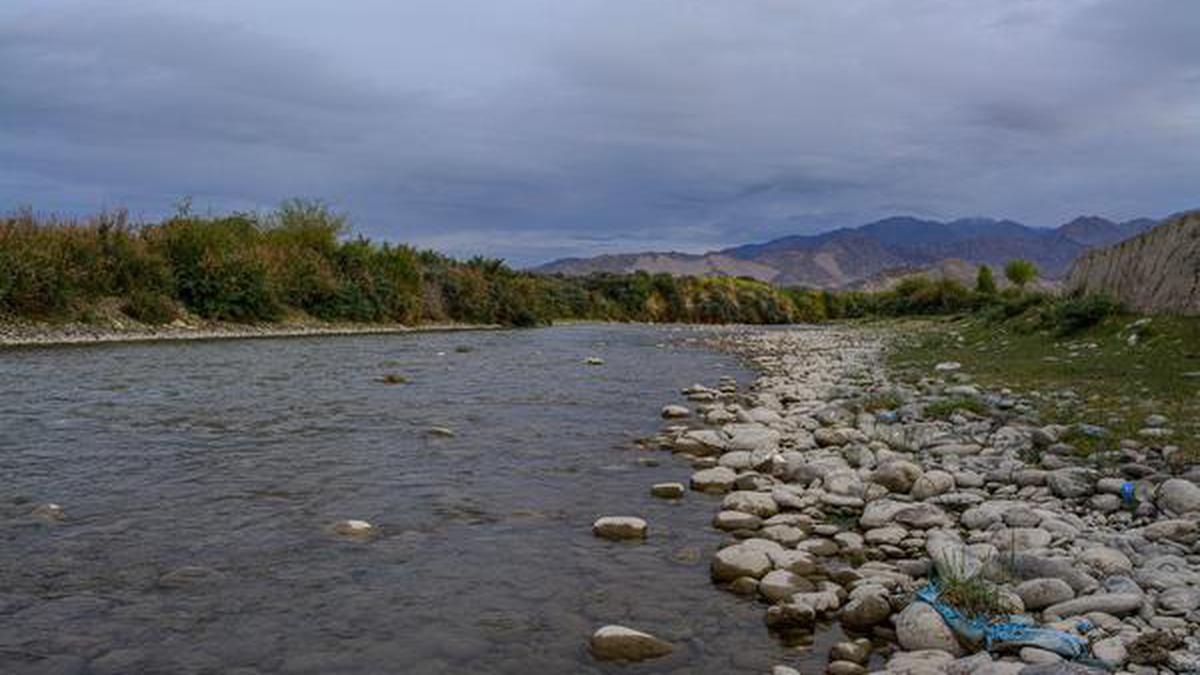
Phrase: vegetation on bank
[
  {"left": 0, "top": 203, "right": 803, "bottom": 327},
  {"left": 887, "top": 307, "right": 1200, "bottom": 463}
]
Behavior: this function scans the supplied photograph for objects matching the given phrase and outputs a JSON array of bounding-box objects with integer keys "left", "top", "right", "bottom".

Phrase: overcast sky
[{"left": 3, "top": 1, "right": 1198, "bottom": 265}]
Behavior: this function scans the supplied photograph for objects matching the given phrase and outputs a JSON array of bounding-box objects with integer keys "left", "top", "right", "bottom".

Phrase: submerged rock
[{"left": 589, "top": 625, "right": 673, "bottom": 662}]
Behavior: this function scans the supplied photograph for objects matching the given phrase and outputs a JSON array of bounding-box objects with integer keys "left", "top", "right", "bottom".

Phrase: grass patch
[
  {"left": 932, "top": 551, "right": 1007, "bottom": 619},
  {"left": 378, "top": 374, "right": 409, "bottom": 385},
  {"left": 887, "top": 311, "right": 1200, "bottom": 460},
  {"left": 925, "top": 396, "right": 989, "bottom": 420}
]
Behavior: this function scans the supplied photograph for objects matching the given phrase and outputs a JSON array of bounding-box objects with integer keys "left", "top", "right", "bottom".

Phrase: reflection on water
[{"left": 0, "top": 325, "right": 832, "bottom": 674}]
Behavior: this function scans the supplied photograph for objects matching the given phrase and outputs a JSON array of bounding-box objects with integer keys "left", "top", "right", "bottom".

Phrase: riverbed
[{"left": 0, "top": 324, "right": 827, "bottom": 674}]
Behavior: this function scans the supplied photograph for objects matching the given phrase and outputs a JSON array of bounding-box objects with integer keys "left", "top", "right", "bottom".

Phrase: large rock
[
  {"left": 992, "top": 528, "right": 1052, "bottom": 551},
  {"left": 1091, "top": 637, "right": 1127, "bottom": 669},
  {"left": 589, "top": 625, "right": 673, "bottom": 662},
  {"left": 1076, "top": 546, "right": 1132, "bottom": 578},
  {"left": 839, "top": 593, "right": 893, "bottom": 629},
  {"left": 1156, "top": 478, "right": 1200, "bottom": 516},
  {"left": 911, "top": 470, "right": 955, "bottom": 500},
  {"left": 650, "top": 483, "right": 685, "bottom": 499},
  {"left": 712, "top": 543, "right": 773, "bottom": 581},
  {"left": 713, "top": 510, "right": 762, "bottom": 531},
  {"left": 764, "top": 599, "right": 817, "bottom": 628},
  {"left": 691, "top": 467, "right": 737, "bottom": 493},
  {"left": 885, "top": 650, "right": 957, "bottom": 675},
  {"left": 896, "top": 603, "right": 964, "bottom": 656},
  {"left": 759, "top": 569, "right": 810, "bottom": 603},
  {"left": 871, "top": 461, "right": 923, "bottom": 493},
  {"left": 725, "top": 423, "right": 782, "bottom": 452},
  {"left": 593, "top": 517, "right": 647, "bottom": 541},
  {"left": 1015, "top": 578, "right": 1075, "bottom": 611},
  {"left": 661, "top": 405, "right": 690, "bottom": 419},
  {"left": 894, "top": 503, "right": 952, "bottom": 529},
  {"left": 1046, "top": 468, "right": 1093, "bottom": 499},
  {"left": 722, "top": 491, "right": 780, "bottom": 518},
  {"left": 1042, "top": 592, "right": 1144, "bottom": 619}
]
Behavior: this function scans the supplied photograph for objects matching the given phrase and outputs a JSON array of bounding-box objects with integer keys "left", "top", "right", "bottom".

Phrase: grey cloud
[{"left": 1, "top": 0, "right": 1198, "bottom": 265}]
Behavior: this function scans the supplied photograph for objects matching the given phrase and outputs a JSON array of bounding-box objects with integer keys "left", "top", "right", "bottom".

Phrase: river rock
[
  {"left": 723, "top": 490, "right": 779, "bottom": 518},
  {"left": 1042, "top": 592, "right": 1144, "bottom": 619},
  {"left": 589, "top": 625, "right": 673, "bottom": 662},
  {"left": 886, "top": 650, "right": 959, "bottom": 675},
  {"left": 860, "top": 499, "right": 912, "bottom": 528},
  {"left": 872, "top": 461, "right": 924, "bottom": 493},
  {"left": 1077, "top": 546, "right": 1132, "bottom": 578},
  {"left": 713, "top": 510, "right": 762, "bottom": 531},
  {"left": 650, "top": 483, "right": 685, "bottom": 499},
  {"left": 865, "top": 526, "right": 908, "bottom": 546},
  {"left": 1157, "top": 586, "right": 1200, "bottom": 614},
  {"left": 896, "top": 603, "right": 964, "bottom": 656},
  {"left": 1142, "top": 519, "right": 1198, "bottom": 543},
  {"left": 32, "top": 503, "right": 65, "bottom": 522},
  {"left": 992, "top": 528, "right": 1052, "bottom": 551},
  {"left": 1046, "top": 468, "right": 1093, "bottom": 499},
  {"left": 691, "top": 467, "right": 737, "bottom": 493},
  {"left": 894, "top": 503, "right": 952, "bottom": 529},
  {"left": 767, "top": 549, "right": 818, "bottom": 576},
  {"left": 1015, "top": 578, "right": 1075, "bottom": 611},
  {"left": 1155, "top": 478, "right": 1200, "bottom": 516},
  {"left": 759, "top": 569, "right": 811, "bottom": 603},
  {"left": 765, "top": 599, "right": 817, "bottom": 628},
  {"left": 911, "top": 470, "right": 955, "bottom": 500},
  {"left": 592, "top": 517, "right": 647, "bottom": 540},
  {"left": 840, "top": 593, "right": 893, "bottom": 629},
  {"left": 830, "top": 639, "right": 872, "bottom": 665},
  {"left": 332, "top": 519, "right": 375, "bottom": 538},
  {"left": 1091, "top": 637, "right": 1127, "bottom": 669},
  {"left": 661, "top": 405, "right": 690, "bottom": 419},
  {"left": 712, "top": 543, "right": 773, "bottom": 581}
]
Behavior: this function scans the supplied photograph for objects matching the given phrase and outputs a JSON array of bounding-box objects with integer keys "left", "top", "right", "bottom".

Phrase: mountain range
[{"left": 534, "top": 215, "right": 1160, "bottom": 289}]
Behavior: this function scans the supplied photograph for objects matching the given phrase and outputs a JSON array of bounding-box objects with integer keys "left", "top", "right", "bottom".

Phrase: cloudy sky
[{"left": 2, "top": 1, "right": 1198, "bottom": 265}]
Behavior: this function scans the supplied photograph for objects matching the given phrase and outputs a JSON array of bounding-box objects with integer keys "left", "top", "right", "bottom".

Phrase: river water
[{"left": 0, "top": 324, "right": 831, "bottom": 674}]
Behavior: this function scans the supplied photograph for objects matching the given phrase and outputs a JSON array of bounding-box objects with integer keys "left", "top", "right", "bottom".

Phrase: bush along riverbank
[
  {"left": 1, "top": 203, "right": 806, "bottom": 331},
  {"left": 593, "top": 326, "right": 1200, "bottom": 673}
]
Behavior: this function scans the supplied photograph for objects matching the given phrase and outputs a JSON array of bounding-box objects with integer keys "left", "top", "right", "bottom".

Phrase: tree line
[{"left": 0, "top": 202, "right": 1116, "bottom": 331}]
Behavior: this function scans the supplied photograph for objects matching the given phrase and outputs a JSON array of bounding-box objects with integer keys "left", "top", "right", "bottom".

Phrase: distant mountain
[
  {"left": 533, "top": 214, "right": 1161, "bottom": 289},
  {"left": 1056, "top": 216, "right": 1159, "bottom": 248}
]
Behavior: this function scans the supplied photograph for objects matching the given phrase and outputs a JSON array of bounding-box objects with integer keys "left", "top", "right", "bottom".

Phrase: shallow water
[{"left": 0, "top": 324, "right": 835, "bottom": 674}]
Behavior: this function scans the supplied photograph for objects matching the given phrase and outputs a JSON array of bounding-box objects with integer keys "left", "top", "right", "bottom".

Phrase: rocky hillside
[
  {"left": 1067, "top": 212, "right": 1200, "bottom": 315},
  {"left": 536, "top": 215, "right": 1159, "bottom": 289}
]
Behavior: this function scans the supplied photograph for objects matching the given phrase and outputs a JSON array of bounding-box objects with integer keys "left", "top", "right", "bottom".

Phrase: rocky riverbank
[
  {"left": 0, "top": 318, "right": 497, "bottom": 348},
  {"left": 597, "top": 326, "right": 1200, "bottom": 674}
]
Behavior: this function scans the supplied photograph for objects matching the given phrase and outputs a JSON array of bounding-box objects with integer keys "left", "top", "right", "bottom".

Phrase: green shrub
[
  {"left": 1043, "top": 294, "right": 1123, "bottom": 335},
  {"left": 123, "top": 290, "right": 177, "bottom": 324}
]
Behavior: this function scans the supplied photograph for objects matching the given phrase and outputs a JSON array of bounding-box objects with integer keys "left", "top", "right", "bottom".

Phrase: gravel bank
[
  {"left": 0, "top": 319, "right": 497, "bottom": 348},
  {"left": 609, "top": 326, "right": 1200, "bottom": 673}
]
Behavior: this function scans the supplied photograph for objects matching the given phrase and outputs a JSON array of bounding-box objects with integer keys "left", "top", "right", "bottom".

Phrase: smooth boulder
[{"left": 589, "top": 625, "right": 673, "bottom": 662}]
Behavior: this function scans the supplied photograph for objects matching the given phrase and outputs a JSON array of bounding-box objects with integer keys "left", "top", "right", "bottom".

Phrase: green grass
[
  {"left": 888, "top": 312, "right": 1200, "bottom": 462},
  {"left": 924, "top": 396, "right": 990, "bottom": 420}
]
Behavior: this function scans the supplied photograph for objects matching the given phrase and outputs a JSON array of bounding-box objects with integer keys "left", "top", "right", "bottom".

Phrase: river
[{"left": 0, "top": 324, "right": 833, "bottom": 674}]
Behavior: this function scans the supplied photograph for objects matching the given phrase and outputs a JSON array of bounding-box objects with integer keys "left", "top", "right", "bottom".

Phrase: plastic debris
[{"left": 915, "top": 584, "right": 1089, "bottom": 660}]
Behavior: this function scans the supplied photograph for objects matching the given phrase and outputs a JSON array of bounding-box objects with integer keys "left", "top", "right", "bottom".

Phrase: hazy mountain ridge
[{"left": 534, "top": 215, "right": 1160, "bottom": 288}]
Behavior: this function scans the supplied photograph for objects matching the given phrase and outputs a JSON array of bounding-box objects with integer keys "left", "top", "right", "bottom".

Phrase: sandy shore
[{"left": 0, "top": 319, "right": 499, "bottom": 349}]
